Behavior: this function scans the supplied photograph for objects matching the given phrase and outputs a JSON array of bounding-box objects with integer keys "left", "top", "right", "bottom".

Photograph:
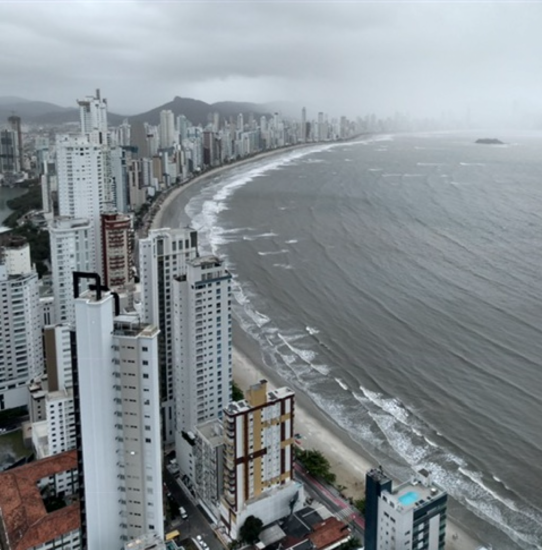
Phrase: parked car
[{"left": 179, "top": 506, "right": 188, "bottom": 520}]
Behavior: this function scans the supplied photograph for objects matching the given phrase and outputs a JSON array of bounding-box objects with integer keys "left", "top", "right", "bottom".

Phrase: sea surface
[
  {"left": 160, "top": 132, "right": 542, "bottom": 550},
  {"left": 0, "top": 185, "right": 27, "bottom": 225}
]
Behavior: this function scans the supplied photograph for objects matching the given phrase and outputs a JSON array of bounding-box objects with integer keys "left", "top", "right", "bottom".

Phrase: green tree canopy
[
  {"left": 296, "top": 448, "right": 336, "bottom": 484},
  {"left": 239, "top": 515, "right": 263, "bottom": 544},
  {"left": 231, "top": 381, "right": 244, "bottom": 402}
]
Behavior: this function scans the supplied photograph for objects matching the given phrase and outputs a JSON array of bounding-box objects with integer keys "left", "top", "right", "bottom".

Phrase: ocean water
[{"left": 161, "top": 132, "right": 542, "bottom": 550}]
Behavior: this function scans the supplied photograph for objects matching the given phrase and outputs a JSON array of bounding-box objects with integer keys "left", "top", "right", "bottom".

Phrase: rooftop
[
  {"left": 382, "top": 470, "right": 445, "bottom": 512},
  {"left": 0, "top": 451, "right": 80, "bottom": 550}
]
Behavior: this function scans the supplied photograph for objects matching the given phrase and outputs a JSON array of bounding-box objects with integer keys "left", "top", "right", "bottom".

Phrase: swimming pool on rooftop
[{"left": 398, "top": 491, "right": 419, "bottom": 506}]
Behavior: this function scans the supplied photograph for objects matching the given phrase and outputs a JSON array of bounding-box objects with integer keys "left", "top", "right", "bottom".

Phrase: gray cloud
[{"left": 1, "top": 1, "right": 542, "bottom": 125}]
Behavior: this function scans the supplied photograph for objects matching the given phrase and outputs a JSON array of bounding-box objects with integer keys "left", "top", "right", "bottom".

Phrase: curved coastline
[{"left": 150, "top": 141, "right": 484, "bottom": 550}]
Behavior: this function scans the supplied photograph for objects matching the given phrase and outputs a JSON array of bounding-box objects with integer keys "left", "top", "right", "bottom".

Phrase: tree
[
  {"left": 296, "top": 449, "right": 336, "bottom": 484},
  {"left": 239, "top": 515, "right": 263, "bottom": 544},
  {"left": 354, "top": 498, "right": 366, "bottom": 515},
  {"left": 231, "top": 381, "right": 244, "bottom": 402}
]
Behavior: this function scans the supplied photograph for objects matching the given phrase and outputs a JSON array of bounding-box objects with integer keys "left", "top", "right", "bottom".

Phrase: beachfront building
[
  {"left": 139, "top": 227, "right": 199, "bottom": 443},
  {"left": 0, "top": 450, "right": 81, "bottom": 550},
  {"left": 365, "top": 467, "right": 447, "bottom": 550},
  {"left": 171, "top": 255, "right": 232, "bottom": 494},
  {"left": 48, "top": 217, "right": 94, "bottom": 325},
  {"left": 74, "top": 275, "right": 163, "bottom": 548},
  {"left": 0, "top": 235, "right": 43, "bottom": 410},
  {"left": 219, "top": 380, "right": 303, "bottom": 539}
]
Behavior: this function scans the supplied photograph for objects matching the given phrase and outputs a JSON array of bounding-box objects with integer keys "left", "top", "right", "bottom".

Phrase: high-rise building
[
  {"left": 101, "top": 211, "right": 133, "bottom": 288},
  {"left": 171, "top": 255, "right": 232, "bottom": 484},
  {"left": 55, "top": 133, "right": 112, "bottom": 277},
  {"left": 48, "top": 217, "right": 94, "bottom": 325},
  {"left": 0, "top": 236, "right": 43, "bottom": 410},
  {"left": 219, "top": 380, "right": 303, "bottom": 539},
  {"left": 28, "top": 324, "right": 76, "bottom": 458},
  {"left": 77, "top": 88, "right": 108, "bottom": 144},
  {"left": 7, "top": 114, "right": 23, "bottom": 170},
  {"left": 301, "top": 107, "right": 307, "bottom": 142},
  {"left": 159, "top": 109, "right": 176, "bottom": 149},
  {"left": 0, "top": 128, "right": 19, "bottom": 174},
  {"left": 139, "top": 228, "right": 199, "bottom": 443},
  {"left": 74, "top": 276, "right": 163, "bottom": 548},
  {"left": 365, "top": 467, "right": 447, "bottom": 550}
]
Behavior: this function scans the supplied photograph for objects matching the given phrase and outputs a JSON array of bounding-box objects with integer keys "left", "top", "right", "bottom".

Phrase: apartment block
[
  {"left": 139, "top": 227, "right": 198, "bottom": 443},
  {"left": 172, "top": 255, "right": 232, "bottom": 485},
  {"left": 365, "top": 467, "right": 447, "bottom": 550},
  {"left": 0, "top": 236, "right": 43, "bottom": 410},
  {"left": 74, "top": 276, "right": 163, "bottom": 548},
  {"left": 220, "top": 380, "right": 303, "bottom": 539}
]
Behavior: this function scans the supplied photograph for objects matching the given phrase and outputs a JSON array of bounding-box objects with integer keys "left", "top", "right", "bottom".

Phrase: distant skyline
[{"left": 1, "top": 1, "right": 542, "bottom": 126}]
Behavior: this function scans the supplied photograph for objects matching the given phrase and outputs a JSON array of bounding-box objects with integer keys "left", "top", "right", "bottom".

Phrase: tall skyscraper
[
  {"left": 74, "top": 276, "right": 163, "bottom": 548},
  {"left": 159, "top": 109, "right": 175, "bottom": 149},
  {"left": 7, "top": 114, "right": 23, "bottom": 169},
  {"left": 365, "top": 467, "right": 447, "bottom": 550},
  {"left": 219, "top": 380, "right": 302, "bottom": 539},
  {"left": 139, "top": 228, "right": 199, "bottom": 443},
  {"left": 171, "top": 255, "right": 232, "bottom": 483},
  {"left": 0, "top": 128, "right": 20, "bottom": 174},
  {"left": 301, "top": 107, "right": 307, "bottom": 142},
  {"left": 0, "top": 235, "right": 43, "bottom": 410},
  {"left": 49, "top": 217, "right": 94, "bottom": 325},
  {"left": 77, "top": 88, "right": 108, "bottom": 144},
  {"left": 101, "top": 211, "right": 133, "bottom": 288}
]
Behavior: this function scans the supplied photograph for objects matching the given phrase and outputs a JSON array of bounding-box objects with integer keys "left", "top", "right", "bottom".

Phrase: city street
[
  {"left": 294, "top": 462, "right": 365, "bottom": 542},
  {"left": 163, "top": 468, "right": 224, "bottom": 550}
]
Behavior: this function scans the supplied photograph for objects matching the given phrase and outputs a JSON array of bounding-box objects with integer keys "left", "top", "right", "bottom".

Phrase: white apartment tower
[
  {"left": 139, "top": 228, "right": 199, "bottom": 443},
  {"left": 74, "top": 276, "right": 163, "bottom": 549},
  {"left": 365, "top": 468, "right": 448, "bottom": 550},
  {"left": 171, "top": 255, "right": 232, "bottom": 484},
  {"left": 159, "top": 109, "right": 176, "bottom": 149},
  {"left": 220, "top": 381, "right": 302, "bottom": 539},
  {"left": 78, "top": 89, "right": 108, "bottom": 143},
  {"left": 49, "top": 217, "right": 94, "bottom": 325},
  {"left": 0, "top": 236, "right": 43, "bottom": 410}
]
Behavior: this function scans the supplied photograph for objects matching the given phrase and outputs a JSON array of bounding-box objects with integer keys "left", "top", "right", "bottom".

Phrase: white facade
[
  {"left": 159, "top": 110, "right": 176, "bottom": 149},
  {"left": 172, "top": 255, "right": 232, "bottom": 483},
  {"left": 2, "top": 238, "right": 32, "bottom": 275},
  {"left": 49, "top": 217, "right": 94, "bottom": 325},
  {"left": 78, "top": 89, "right": 108, "bottom": 142},
  {"left": 56, "top": 133, "right": 111, "bottom": 276},
  {"left": 139, "top": 228, "right": 199, "bottom": 443},
  {"left": 75, "top": 289, "right": 163, "bottom": 549},
  {"left": 32, "top": 388, "right": 76, "bottom": 459},
  {"left": 0, "top": 259, "right": 43, "bottom": 410}
]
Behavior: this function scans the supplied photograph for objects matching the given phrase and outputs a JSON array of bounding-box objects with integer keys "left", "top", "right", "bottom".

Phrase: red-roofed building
[
  {"left": 0, "top": 451, "right": 81, "bottom": 550},
  {"left": 308, "top": 517, "right": 351, "bottom": 550}
]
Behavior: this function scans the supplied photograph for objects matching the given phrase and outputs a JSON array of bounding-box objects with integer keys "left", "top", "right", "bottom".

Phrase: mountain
[
  {"left": 0, "top": 95, "right": 273, "bottom": 128},
  {"left": 128, "top": 96, "right": 271, "bottom": 126},
  {"left": 0, "top": 99, "right": 75, "bottom": 125},
  {"left": 0, "top": 96, "right": 32, "bottom": 105}
]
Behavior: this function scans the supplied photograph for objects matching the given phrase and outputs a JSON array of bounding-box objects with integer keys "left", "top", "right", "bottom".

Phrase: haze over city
[{"left": 1, "top": 1, "right": 542, "bottom": 126}]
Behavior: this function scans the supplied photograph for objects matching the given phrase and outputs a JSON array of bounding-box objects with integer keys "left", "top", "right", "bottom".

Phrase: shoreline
[{"left": 151, "top": 141, "right": 485, "bottom": 550}]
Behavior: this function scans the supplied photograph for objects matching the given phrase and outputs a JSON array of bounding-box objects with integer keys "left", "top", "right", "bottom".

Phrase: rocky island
[{"left": 475, "top": 138, "right": 505, "bottom": 145}]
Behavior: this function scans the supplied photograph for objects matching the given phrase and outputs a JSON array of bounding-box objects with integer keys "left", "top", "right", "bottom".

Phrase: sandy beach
[{"left": 151, "top": 147, "right": 485, "bottom": 550}]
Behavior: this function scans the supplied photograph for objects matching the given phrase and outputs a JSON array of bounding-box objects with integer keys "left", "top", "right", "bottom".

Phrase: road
[
  {"left": 163, "top": 468, "right": 224, "bottom": 550},
  {"left": 294, "top": 462, "right": 365, "bottom": 542}
]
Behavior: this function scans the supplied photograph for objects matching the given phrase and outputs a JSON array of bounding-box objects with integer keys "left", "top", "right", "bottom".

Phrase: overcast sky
[{"left": 1, "top": 1, "right": 541, "bottom": 125}]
